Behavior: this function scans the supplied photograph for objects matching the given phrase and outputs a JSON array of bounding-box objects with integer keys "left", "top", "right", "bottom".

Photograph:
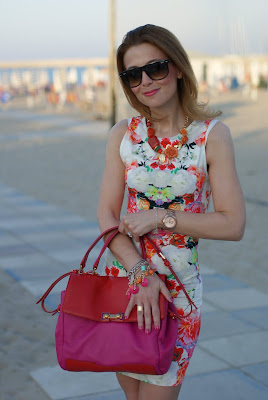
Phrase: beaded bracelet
[
  {"left": 126, "top": 264, "right": 154, "bottom": 299},
  {"left": 127, "top": 259, "right": 149, "bottom": 284}
]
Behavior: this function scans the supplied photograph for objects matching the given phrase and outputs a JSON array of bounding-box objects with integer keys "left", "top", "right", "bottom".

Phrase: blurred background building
[
  {"left": 0, "top": 0, "right": 268, "bottom": 121},
  {"left": 1, "top": 53, "right": 267, "bottom": 120},
  {"left": 0, "top": 58, "right": 109, "bottom": 119}
]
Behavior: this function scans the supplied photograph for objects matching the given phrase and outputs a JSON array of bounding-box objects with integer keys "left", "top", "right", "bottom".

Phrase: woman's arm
[
  {"left": 97, "top": 119, "right": 142, "bottom": 270},
  {"left": 97, "top": 120, "right": 172, "bottom": 332},
  {"left": 119, "top": 122, "right": 246, "bottom": 242},
  {"left": 174, "top": 121, "right": 246, "bottom": 240}
]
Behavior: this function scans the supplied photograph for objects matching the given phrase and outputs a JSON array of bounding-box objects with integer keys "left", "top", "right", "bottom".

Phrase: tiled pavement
[{"left": 0, "top": 182, "right": 268, "bottom": 400}]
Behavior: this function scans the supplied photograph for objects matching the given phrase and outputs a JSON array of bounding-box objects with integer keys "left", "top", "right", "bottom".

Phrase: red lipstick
[{"left": 143, "top": 89, "right": 159, "bottom": 97}]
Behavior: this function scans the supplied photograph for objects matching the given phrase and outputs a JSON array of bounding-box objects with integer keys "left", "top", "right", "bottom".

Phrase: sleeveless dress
[{"left": 102, "top": 116, "right": 219, "bottom": 386}]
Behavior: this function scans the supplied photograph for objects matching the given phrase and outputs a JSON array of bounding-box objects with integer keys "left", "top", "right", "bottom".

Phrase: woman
[{"left": 97, "top": 24, "right": 246, "bottom": 400}]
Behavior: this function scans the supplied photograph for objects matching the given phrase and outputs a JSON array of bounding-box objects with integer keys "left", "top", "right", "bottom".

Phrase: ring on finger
[
  {"left": 128, "top": 232, "right": 133, "bottom": 238},
  {"left": 137, "top": 305, "right": 143, "bottom": 312}
]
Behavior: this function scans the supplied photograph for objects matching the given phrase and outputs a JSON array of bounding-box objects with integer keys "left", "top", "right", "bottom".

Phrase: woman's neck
[{"left": 150, "top": 106, "right": 188, "bottom": 139}]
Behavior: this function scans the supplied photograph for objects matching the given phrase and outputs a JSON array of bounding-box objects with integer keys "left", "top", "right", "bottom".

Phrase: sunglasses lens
[
  {"left": 123, "top": 68, "right": 142, "bottom": 88},
  {"left": 146, "top": 61, "right": 169, "bottom": 80}
]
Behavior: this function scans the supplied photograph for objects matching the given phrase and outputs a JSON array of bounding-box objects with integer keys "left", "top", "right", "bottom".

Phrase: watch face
[{"left": 164, "top": 216, "right": 176, "bottom": 228}]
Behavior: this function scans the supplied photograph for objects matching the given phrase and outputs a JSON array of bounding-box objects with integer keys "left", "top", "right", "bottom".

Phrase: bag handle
[
  {"left": 80, "top": 226, "right": 118, "bottom": 272},
  {"left": 37, "top": 226, "right": 119, "bottom": 314},
  {"left": 36, "top": 271, "right": 74, "bottom": 314}
]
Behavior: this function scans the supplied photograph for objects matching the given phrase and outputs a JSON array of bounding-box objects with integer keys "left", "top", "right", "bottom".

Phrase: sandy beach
[{"left": 0, "top": 90, "right": 267, "bottom": 399}]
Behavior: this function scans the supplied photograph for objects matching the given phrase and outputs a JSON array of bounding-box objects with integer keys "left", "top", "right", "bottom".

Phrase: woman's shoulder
[
  {"left": 107, "top": 119, "right": 129, "bottom": 148},
  {"left": 206, "top": 120, "right": 234, "bottom": 164},
  {"left": 110, "top": 119, "right": 129, "bottom": 138},
  {"left": 109, "top": 116, "right": 145, "bottom": 143},
  {"left": 207, "top": 120, "right": 232, "bottom": 145}
]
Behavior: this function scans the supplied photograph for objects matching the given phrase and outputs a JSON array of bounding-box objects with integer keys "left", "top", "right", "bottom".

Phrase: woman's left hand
[{"left": 119, "top": 210, "right": 156, "bottom": 241}]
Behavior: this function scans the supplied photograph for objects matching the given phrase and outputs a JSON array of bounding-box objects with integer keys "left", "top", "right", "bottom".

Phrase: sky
[{"left": 0, "top": 0, "right": 267, "bottom": 61}]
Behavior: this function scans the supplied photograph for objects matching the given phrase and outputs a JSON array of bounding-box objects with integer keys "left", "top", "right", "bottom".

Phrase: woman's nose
[{"left": 141, "top": 70, "right": 153, "bottom": 86}]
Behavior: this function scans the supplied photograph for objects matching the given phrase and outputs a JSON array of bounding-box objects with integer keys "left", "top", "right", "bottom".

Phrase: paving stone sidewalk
[{"left": 0, "top": 182, "right": 268, "bottom": 400}]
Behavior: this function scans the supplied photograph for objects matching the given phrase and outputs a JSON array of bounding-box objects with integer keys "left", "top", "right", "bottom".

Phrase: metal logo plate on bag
[{"left": 101, "top": 312, "right": 124, "bottom": 321}]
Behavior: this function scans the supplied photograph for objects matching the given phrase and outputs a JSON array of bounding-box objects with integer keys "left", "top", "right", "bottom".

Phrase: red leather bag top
[{"left": 62, "top": 273, "right": 167, "bottom": 322}]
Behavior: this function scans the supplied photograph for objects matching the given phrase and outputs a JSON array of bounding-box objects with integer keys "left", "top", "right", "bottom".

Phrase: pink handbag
[{"left": 37, "top": 227, "right": 197, "bottom": 375}]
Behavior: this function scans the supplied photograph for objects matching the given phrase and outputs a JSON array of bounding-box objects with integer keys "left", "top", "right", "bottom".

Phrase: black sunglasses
[{"left": 119, "top": 59, "right": 172, "bottom": 88}]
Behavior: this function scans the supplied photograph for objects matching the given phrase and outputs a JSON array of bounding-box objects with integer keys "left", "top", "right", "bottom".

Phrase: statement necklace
[{"left": 147, "top": 116, "right": 189, "bottom": 164}]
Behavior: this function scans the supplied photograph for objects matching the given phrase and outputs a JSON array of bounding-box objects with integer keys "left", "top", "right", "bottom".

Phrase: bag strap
[
  {"left": 140, "top": 235, "right": 197, "bottom": 318},
  {"left": 36, "top": 271, "right": 73, "bottom": 314}
]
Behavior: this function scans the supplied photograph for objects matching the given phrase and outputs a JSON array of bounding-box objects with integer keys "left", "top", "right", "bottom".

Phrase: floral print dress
[{"left": 102, "top": 116, "right": 219, "bottom": 386}]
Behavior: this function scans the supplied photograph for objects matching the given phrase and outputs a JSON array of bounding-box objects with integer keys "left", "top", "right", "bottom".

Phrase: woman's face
[{"left": 123, "top": 43, "right": 181, "bottom": 111}]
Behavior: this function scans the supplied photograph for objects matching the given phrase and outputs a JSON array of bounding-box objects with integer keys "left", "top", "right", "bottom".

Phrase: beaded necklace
[{"left": 147, "top": 116, "right": 189, "bottom": 164}]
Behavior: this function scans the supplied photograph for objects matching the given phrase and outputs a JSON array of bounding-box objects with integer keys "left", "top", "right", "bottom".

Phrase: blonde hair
[{"left": 117, "top": 24, "right": 221, "bottom": 121}]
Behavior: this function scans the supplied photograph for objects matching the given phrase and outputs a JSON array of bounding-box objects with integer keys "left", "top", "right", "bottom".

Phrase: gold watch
[{"left": 162, "top": 209, "right": 177, "bottom": 229}]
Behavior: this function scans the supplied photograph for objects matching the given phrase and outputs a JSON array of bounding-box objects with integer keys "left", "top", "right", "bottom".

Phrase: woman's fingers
[
  {"left": 118, "top": 219, "right": 127, "bottom": 235},
  {"left": 125, "top": 299, "right": 161, "bottom": 333},
  {"left": 143, "top": 303, "right": 152, "bottom": 334},
  {"left": 119, "top": 211, "right": 155, "bottom": 239},
  {"left": 137, "top": 304, "right": 144, "bottom": 331},
  {"left": 136, "top": 299, "right": 160, "bottom": 333},
  {"left": 125, "top": 277, "right": 172, "bottom": 332},
  {"left": 118, "top": 220, "right": 137, "bottom": 240},
  {"left": 124, "top": 296, "right": 135, "bottom": 320},
  {"left": 151, "top": 299, "right": 161, "bottom": 330},
  {"left": 125, "top": 298, "right": 151, "bottom": 332},
  {"left": 160, "top": 281, "right": 173, "bottom": 303}
]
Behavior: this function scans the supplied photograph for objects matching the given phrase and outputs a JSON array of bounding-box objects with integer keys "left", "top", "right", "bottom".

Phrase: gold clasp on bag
[
  {"left": 78, "top": 265, "right": 98, "bottom": 274},
  {"left": 101, "top": 313, "right": 124, "bottom": 321}
]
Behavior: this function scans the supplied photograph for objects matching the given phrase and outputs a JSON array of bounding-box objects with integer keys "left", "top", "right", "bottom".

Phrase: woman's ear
[{"left": 177, "top": 70, "right": 182, "bottom": 79}]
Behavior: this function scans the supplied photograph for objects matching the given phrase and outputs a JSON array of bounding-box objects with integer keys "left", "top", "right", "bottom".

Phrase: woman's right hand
[{"left": 124, "top": 273, "right": 173, "bottom": 333}]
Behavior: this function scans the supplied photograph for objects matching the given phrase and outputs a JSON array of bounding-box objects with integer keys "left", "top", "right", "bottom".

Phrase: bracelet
[
  {"left": 126, "top": 264, "right": 154, "bottom": 298},
  {"left": 127, "top": 259, "right": 149, "bottom": 283}
]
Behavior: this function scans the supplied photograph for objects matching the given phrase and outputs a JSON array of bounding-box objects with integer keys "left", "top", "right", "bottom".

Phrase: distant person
[
  {"left": 98, "top": 24, "right": 246, "bottom": 400},
  {"left": 1, "top": 91, "right": 12, "bottom": 104}
]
